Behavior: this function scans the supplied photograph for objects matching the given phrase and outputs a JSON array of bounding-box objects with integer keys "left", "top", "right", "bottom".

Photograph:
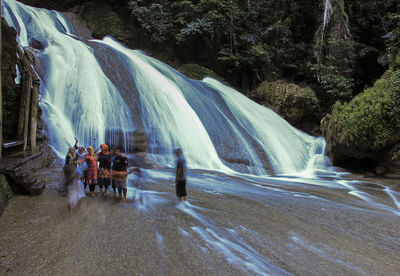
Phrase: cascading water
[
  {"left": 2, "top": 0, "right": 327, "bottom": 176},
  {"left": 3, "top": 0, "right": 135, "bottom": 156}
]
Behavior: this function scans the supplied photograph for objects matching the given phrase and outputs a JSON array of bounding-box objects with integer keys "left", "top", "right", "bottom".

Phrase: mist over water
[{"left": 3, "top": 0, "right": 327, "bottom": 176}]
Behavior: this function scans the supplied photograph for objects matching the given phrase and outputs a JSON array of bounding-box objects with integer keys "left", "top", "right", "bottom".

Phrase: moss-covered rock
[
  {"left": 70, "top": 2, "right": 124, "bottom": 40},
  {"left": 0, "top": 175, "right": 12, "bottom": 216},
  {"left": 322, "top": 69, "right": 400, "bottom": 174},
  {"left": 254, "top": 80, "right": 321, "bottom": 134},
  {"left": 177, "top": 64, "right": 225, "bottom": 83}
]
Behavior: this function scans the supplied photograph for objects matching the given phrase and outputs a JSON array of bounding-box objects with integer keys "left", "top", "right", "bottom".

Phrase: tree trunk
[
  {"left": 29, "top": 79, "right": 40, "bottom": 151},
  {"left": 23, "top": 76, "right": 32, "bottom": 151}
]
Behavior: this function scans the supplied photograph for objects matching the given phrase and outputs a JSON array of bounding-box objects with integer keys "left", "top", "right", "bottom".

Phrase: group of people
[
  {"left": 63, "top": 137, "right": 188, "bottom": 216},
  {"left": 63, "top": 137, "right": 140, "bottom": 214}
]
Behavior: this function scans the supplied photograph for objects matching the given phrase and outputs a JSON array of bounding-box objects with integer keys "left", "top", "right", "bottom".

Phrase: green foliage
[
  {"left": 384, "top": 12, "right": 400, "bottom": 67},
  {"left": 126, "top": 0, "right": 319, "bottom": 91},
  {"left": 177, "top": 17, "right": 213, "bottom": 41},
  {"left": 332, "top": 70, "right": 400, "bottom": 149},
  {"left": 128, "top": 1, "right": 173, "bottom": 43},
  {"left": 62, "top": 0, "right": 397, "bottom": 113},
  {"left": 346, "top": 1, "right": 399, "bottom": 49},
  {"left": 311, "top": 38, "right": 355, "bottom": 105},
  {"left": 312, "top": 0, "right": 355, "bottom": 106},
  {"left": 177, "top": 64, "right": 225, "bottom": 83}
]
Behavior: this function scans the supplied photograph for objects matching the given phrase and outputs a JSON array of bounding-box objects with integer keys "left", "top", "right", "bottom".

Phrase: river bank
[{"left": 1, "top": 167, "right": 399, "bottom": 275}]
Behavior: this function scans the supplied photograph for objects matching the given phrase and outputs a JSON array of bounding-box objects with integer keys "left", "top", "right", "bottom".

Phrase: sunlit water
[{"left": 2, "top": 1, "right": 400, "bottom": 275}]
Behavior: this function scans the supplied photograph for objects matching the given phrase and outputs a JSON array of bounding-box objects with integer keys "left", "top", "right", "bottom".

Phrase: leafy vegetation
[
  {"left": 332, "top": 70, "right": 400, "bottom": 149},
  {"left": 126, "top": 0, "right": 318, "bottom": 93}
]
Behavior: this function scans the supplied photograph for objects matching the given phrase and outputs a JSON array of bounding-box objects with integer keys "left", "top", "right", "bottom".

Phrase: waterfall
[{"left": 2, "top": 0, "right": 327, "bottom": 176}]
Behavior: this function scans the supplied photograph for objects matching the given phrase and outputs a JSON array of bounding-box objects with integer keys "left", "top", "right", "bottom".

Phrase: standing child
[{"left": 175, "top": 148, "right": 187, "bottom": 202}]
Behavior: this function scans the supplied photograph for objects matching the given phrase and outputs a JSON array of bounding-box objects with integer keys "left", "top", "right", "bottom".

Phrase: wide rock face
[
  {"left": 2, "top": 18, "right": 18, "bottom": 88},
  {"left": 321, "top": 69, "right": 400, "bottom": 175},
  {"left": 2, "top": 18, "right": 21, "bottom": 140},
  {"left": 254, "top": 80, "right": 321, "bottom": 135}
]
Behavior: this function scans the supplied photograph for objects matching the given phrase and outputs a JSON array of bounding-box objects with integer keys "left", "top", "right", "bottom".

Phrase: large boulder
[
  {"left": 69, "top": 2, "right": 126, "bottom": 40},
  {"left": 177, "top": 64, "right": 225, "bottom": 83},
  {"left": 321, "top": 69, "right": 400, "bottom": 175},
  {"left": 254, "top": 80, "right": 321, "bottom": 135}
]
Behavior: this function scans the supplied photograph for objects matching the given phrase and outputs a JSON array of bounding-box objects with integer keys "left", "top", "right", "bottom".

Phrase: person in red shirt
[{"left": 80, "top": 146, "right": 98, "bottom": 197}]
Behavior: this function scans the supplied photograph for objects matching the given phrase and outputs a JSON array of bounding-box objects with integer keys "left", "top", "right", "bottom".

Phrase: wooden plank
[
  {"left": 17, "top": 71, "right": 28, "bottom": 139},
  {"left": 3, "top": 140, "right": 24, "bottom": 148},
  {"left": 23, "top": 76, "right": 32, "bottom": 151},
  {"left": 16, "top": 46, "right": 39, "bottom": 81},
  {"left": 30, "top": 79, "right": 40, "bottom": 151}
]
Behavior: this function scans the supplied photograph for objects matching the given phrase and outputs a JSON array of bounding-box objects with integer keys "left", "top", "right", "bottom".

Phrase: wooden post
[
  {"left": 29, "top": 79, "right": 40, "bottom": 151},
  {"left": 0, "top": 0, "right": 3, "bottom": 158},
  {"left": 17, "top": 70, "right": 28, "bottom": 139},
  {"left": 23, "top": 75, "right": 32, "bottom": 151}
]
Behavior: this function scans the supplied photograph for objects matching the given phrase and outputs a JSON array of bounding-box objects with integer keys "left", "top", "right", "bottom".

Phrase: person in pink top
[{"left": 80, "top": 146, "right": 98, "bottom": 197}]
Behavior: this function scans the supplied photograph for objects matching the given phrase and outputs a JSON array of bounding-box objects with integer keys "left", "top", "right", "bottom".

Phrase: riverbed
[{"left": 0, "top": 168, "right": 399, "bottom": 275}]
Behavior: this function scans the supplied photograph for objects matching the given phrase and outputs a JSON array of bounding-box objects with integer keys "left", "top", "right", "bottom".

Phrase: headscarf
[
  {"left": 76, "top": 146, "right": 87, "bottom": 161},
  {"left": 100, "top": 144, "right": 110, "bottom": 155}
]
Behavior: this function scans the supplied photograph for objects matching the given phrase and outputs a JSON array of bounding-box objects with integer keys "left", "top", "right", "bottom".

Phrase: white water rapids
[{"left": 3, "top": 0, "right": 328, "bottom": 176}]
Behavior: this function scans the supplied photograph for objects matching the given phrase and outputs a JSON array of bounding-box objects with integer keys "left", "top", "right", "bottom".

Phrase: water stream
[{"left": 1, "top": 1, "right": 400, "bottom": 275}]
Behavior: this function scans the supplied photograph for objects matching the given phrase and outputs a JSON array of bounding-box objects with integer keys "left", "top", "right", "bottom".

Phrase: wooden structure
[{"left": 2, "top": 45, "right": 41, "bottom": 154}]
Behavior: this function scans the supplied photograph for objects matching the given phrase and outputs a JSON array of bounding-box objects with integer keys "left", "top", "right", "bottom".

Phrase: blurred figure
[
  {"left": 98, "top": 144, "right": 112, "bottom": 196},
  {"left": 74, "top": 138, "right": 89, "bottom": 194},
  {"left": 64, "top": 146, "right": 77, "bottom": 166},
  {"left": 63, "top": 146, "right": 77, "bottom": 191},
  {"left": 64, "top": 162, "right": 85, "bottom": 216},
  {"left": 175, "top": 148, "right": 187, "bottom": 202},
  {"left": 132, "top": 167, "right": 143, "bottom": 204},
  {"left": 110, "top": 147, "right": 129, "bottom": 202},
  {"left": 104, "top": 147, "right": 140, "bottom": 202}
]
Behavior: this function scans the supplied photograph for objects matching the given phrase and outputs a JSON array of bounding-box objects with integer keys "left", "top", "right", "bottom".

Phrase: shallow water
[{"left": 1, "top": 168, "right": 399, "bottom": 275}]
